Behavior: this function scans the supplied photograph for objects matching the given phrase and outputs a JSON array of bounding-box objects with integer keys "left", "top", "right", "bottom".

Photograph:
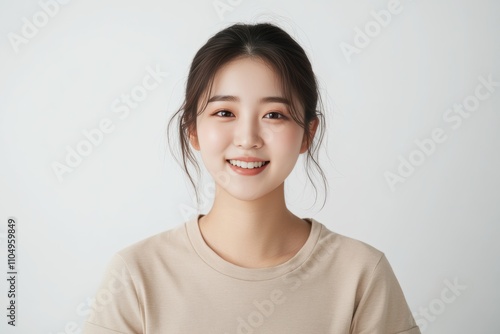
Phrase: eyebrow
[{"left": 207, "top": 95, "right": 290, "bottom": 105}]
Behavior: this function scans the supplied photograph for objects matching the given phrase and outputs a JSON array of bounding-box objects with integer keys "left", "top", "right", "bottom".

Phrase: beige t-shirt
[{"left": 83, "top": 214, "right": 420, "bottom": 334}]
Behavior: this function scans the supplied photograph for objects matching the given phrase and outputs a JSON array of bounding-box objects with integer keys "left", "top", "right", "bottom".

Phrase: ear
[
  {"left": 300, "top": 116, "right": 319, "bottom": 154},
  {"left": 188, "top": 127, "right": 200, "bottom": 151}
]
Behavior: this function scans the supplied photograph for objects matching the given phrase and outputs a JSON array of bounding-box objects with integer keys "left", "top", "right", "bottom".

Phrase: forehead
[{"left": 210, "top": 57, "right": 283, "bottom": 97}]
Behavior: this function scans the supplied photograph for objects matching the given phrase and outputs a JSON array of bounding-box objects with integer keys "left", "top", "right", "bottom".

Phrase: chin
[
  {"left": 228, "top": 181, "right": 284, "bottom": 202},
  {"left": 224, "top": 186, "right": 266, "bottom": 201}
]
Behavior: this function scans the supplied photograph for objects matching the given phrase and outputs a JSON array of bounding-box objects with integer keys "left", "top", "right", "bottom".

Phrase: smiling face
[{"left": 189, "top": 56, "right": 317, "bottom": 201}]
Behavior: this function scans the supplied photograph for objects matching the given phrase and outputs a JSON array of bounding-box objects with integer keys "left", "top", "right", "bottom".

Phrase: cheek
[
  {"left": 266, "top": 127, "right": 304, "bottom": 172},
  {"left": 198, "top": 123, "right": 230, "bottom": 153},
  {"left": 268, "top": 126, "right": 304, "bottom": 153}
]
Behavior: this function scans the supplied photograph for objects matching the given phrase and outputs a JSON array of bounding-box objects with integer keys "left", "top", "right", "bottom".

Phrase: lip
[{"left": 226, "top": 159, "right": 270, "bottom": 176}]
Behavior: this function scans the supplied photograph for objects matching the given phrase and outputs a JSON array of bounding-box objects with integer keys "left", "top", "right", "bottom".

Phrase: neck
[{"left": 198, "top": 182, "right": 311, "bottom": 268}]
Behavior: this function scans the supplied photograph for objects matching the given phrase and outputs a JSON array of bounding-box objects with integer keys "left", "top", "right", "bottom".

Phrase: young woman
[{"left": 83, "top": 23, "right": 420, "bottom": 333}]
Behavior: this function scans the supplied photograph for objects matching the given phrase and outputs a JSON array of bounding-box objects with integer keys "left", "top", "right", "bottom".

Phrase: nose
[{"left": 233, "top": 116, "right": 264, "bottom": 149}]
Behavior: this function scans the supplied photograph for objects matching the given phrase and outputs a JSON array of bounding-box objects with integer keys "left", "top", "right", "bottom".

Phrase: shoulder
[
  {"left": 310, "top": 221, "right": 393, "bottom": 287},
  {"left": 111, "top": 221, "right": 189, "bottom": 269},
  {"left": 315, "top": 223, "right": 421, "bottom": 333},
  {"left": 315, "top": 220, "right": 384, "bottom": 262}
]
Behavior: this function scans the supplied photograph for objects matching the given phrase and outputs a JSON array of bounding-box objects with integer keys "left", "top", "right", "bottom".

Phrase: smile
[
  {"left": 226, "top": 160, "right": 270, "bottom": 175},
  {"left": 227, "top": 160, "right": 270, "bottom": 169}
]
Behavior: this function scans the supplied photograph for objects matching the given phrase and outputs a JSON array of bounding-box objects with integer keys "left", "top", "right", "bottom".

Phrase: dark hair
[{"left": 167, "top": 22, "right": 328, "bottom": 210}]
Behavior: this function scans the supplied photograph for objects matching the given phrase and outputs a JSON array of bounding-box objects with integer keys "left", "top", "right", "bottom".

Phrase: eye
[
  {"left": 213, "top": 109, "right": 234, "bottom": 117},
  {"left": 264, "top": 111, "right": 287, "bottom": 120}
]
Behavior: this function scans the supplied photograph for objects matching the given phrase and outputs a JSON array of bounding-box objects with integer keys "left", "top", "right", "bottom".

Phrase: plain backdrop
[{"left": 0, "top": 0, "right": 499, "bottom": 333}]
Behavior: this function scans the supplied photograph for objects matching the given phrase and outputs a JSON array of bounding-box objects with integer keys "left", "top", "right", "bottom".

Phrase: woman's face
[{"left": 190, "top": 57, "right": 317, "bottom": 201}]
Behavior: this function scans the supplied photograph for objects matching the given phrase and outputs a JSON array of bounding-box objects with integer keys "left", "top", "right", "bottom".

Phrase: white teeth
[{"left": 228, "top": 160, "right": 268, "bottom": 169}]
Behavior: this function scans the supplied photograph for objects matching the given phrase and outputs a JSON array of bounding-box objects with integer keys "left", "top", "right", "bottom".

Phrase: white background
[{"left": 0, "top": 0, "right": 499, "bottom": 333}]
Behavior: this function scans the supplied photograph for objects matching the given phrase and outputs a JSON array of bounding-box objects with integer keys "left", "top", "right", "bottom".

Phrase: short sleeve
[
  {"left": 350, "top": 254, "right": 421, "bottom": 334},
  {"left": 82, "top": 254, "right": 143, "bottom": 334}
]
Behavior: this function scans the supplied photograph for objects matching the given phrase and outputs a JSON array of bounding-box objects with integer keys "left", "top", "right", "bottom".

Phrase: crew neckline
[{"left": 186, "top": 213, "right": 322, "bottom": 281}]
